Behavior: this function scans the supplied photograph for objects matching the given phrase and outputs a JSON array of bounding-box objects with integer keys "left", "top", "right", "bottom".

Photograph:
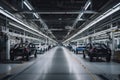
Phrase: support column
[
  {"left": 5, "top": 17, "right": 10, "bottom": 60},
  {"left": 76, "top": 41, "right": 78, "bottom": 46},
  {"left": 88, "top": 37, "right": 92, "bottom": 43},
  {"left": 84, "top": 38, "right": 87, "bottom": 45},
  {"left": 23, "top": 31, "right": 26, "bottom": 43},
  {"left": 46, "top": 38, "right": 48, "bottom": 44},
  {"left": 110, "top": 24, "right": 115, "bottom": 59},
  {"left": 6, "top": 34, "right": 10, "bottom": 60}
]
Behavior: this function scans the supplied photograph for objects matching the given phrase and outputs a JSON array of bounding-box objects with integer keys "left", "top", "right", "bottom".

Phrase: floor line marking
[{"left": 66, "top": 49, "right": 97, "bottom": 80}]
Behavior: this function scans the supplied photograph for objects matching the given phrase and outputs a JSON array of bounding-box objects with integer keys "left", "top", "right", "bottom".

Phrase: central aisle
[
  {"left": 12, "top": 46, "right": 100, "bottom": 80},
  {"left": 43, "top": 47, "right": 75, "bottom": 80}
]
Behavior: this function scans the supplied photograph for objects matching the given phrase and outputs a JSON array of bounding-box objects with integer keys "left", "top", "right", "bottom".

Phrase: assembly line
[{"left": 0, "top": 0, "right": 120, "bottom": 80}]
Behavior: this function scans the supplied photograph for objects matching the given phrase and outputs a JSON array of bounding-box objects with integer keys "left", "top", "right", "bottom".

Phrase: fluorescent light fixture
[
  {"left": 24, "top": 0, "right": 40, "bottom": 19},
  {"left": 23, "top": 0, "right": 55, "bottom": 40},
  {"left": 78, "top": 0, "right": 91, "bottom": 19},
  {"left": 33, "top": 13, "right": 39, "bottom": 18},
  {"left": 63, "top": 3, "right": 120, "bottom": 43},
  {"left": 23, "top": 1, "right": 57, "bottom": 43},
  {"left": 78, "top": 13, "right": 84, "bottom": 19},
  {"left": 0, "top": 7, "right": 56, "bottom": 43},
  {"left": 65, "top": 0, "right": 91, "bottom": 38},
  {"left": 24, "top": 0, "right": 39, "bottom": 19},
  {"left": 84, "top": 0, "right": 91, "bottom": 10},
  {"left": 9, "top": 22, "right": 42, "bottom": 37},
  {"left": 72, "top": 27, "right": 117, "bottom": 42},
  {"left": 8, "top": 32, "right": 41, "bottom": 41},
  {"left": 23, "top": 0, "right": 32, "bottom": 10}
]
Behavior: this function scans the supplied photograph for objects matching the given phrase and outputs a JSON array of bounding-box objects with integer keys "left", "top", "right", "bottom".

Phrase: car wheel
[
  {"left": 34, "top": 53, "right": 37, "bottom": 58},
  {"left": 10, "top": 56, "right": 14, "bottom": 61},
  {"left": 90, "top": 57, "right": 93, "bottom": 62},
  {"left": 83, "top": 54, "right": 86, "bottom": 58},
  {"left": 74, "top": 50, "right": 76, "bottom": 53},
  {"left": 26, "top": 55, "right": 30, "bottom": 61},
  {"left": 76, "top": 51, "right": 78, "bottom": 54},
  {"left": 22, "top": 55, "right": 25, "bottom": 60},
  {"left": 106, "top": 56, "right": 111, "bottom": 62}
]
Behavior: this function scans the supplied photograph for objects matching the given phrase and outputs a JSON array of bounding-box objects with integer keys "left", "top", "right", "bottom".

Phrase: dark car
[
  {"left": 10, "top": 43, "right": 37, "bottom": 61},
  {"left": 83, "top": 43, "right": 111, "bottom": 62}
]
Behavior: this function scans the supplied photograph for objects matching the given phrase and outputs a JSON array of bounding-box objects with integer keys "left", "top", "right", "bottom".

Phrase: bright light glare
[
  {"left": 0, "top": 7, "right": 56, "bottom": 43},
  {"left": 33, "top": 13, "right": 39, "bottom": 18},
  {"left": 23, "top": 0, "right": 55, "bottom": 40},
  {"left": 9, "top": 22, "right": 43, "bottom": 38},
  {"left": 84, "top": 0, "right": 91, "bottom": 10},
  {"left": 23, "top": 1, "right": 32, "bottom": 10},
  {"left": 63, "top": 3, "right": 120, "bottom": 43}
]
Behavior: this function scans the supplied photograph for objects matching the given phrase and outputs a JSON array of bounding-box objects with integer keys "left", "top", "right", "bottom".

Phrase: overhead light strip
[
  {"left": 33, "top": 13, "right": 39, "bottom": 19},
  {"left": 0, "top": 7, "right": 56, "bottom": 43},
  {"left": 9, "top": 22, "right": 43, "bottom": 38},
  {"left": 65, "top": 0, "right": 91, "bottom": 37},
  {"left": 63, "top": 3, "right": 120, "bottom": 43},
  {"left": 84, "top": 0, "right": 91, "bottom": 10},
  {"left": 72, "top": 27, "right": 117, "bottom": 42},
  {"left": 8, "top": 32, "right": 41, "bottom": 41},
  {"left": 24, "top": 0, "right": 38, "bottom": 19},
  {"left": 24, "top": 0, "right": 56, "bottom": 39},
  {"left": 23, "top": 0, "right": 32, "bottom": 10},
  {"left": 78, "top": 0, "right": 91, "bottom": 19}
]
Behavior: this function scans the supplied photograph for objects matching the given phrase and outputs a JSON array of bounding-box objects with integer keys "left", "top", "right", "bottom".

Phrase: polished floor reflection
[{"left": 0, "top": 46, "right": 120, "bottom": 80}]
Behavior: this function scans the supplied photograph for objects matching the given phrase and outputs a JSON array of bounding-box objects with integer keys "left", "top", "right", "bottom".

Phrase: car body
[
  {"left": 10, "top": 43, "right": 37, "bottom": 61},
  {"left": 83, "top": 43, "right": 111, "bottom": 62},
  {"left": 34, "top": 43, "right": 44, "bottom": 54},
  {"left": 66, "top": 45, "right": 73, "bottom": 51},
  {"left": 71, "top": 45, "right": 76, "bottom": 52},
  {"left": 75, "top": 44, "right": 85, "bottom": 54}
]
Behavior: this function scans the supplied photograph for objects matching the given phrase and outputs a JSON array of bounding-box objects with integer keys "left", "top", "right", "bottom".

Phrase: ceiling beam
[
  {"left": 23, "top": 0, "right": 56, "bottom": 39},
  {"left": 63, "top": 2, "right": 120, "bottom": 43},
  {"left": 0, "top": 7, "right": 57, "bottom": 43},
  {"left": 65, "top": 0, "right": 92, "bottom": 38},
  {"left": 18, "top": 10, "right": 97, "bottom": 14},
  {"left": 27, "top": 18, "right": 86, "bottom": 22},
  {"left": 50, "top": 29, "right": 65, "bottom": 31}
]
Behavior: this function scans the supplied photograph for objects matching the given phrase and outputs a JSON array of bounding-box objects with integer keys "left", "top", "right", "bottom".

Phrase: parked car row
[
  {"left": 35, "top": 44, "right": 47, "bottom": 54},
  {"left": 10, "top": 43, "right": 55, "bottom": 61},
  {"left": 83, "top": 43, "right": 111, "bottom": 62},
  {"left": 75, "top": 44, "right": 86, "bottom": 54},
  {"left": 65, "top": 44, "right": 86, "bottom": 54},
  {"left": 35, "top": 44, "right": 55, "bottom": 54},
  {"left": 66, "top": 43, "right": 111, "bottom": 62},
  {"left": 66, "top": 44, "right": 73, "bottom": 51},
  {"left": 10, "top": 43, "right": 37, "bottom": 61}
]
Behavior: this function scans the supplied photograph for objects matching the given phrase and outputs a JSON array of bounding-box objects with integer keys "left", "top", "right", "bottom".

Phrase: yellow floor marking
[{"left": 67, "top": 49, "right": 97, "bottom": 80}]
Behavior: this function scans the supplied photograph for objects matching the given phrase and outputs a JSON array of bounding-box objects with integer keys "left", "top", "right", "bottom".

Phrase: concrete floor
[{"left": 0, "top": 46, "right": 120, "bottom": 80}]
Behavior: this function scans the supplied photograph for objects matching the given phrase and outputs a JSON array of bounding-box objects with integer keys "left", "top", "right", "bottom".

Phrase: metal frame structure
[
  {"left": 19, "top": 10, "right": 97, "bottom": 14},
  {"left": 72, "top": 27, "right": 117, "bottom": 42},
  {"left": 0, "top": 6, "right": 57, "bottom": 43},
  {"left": 23, "top": 0, "right": 56, "bottom": 39},
  {"left": 65, "top": 0, "right": 92, "bottom": 37},
  {"left": 63, "top": 2, "right": 120, "bottom": 43}
]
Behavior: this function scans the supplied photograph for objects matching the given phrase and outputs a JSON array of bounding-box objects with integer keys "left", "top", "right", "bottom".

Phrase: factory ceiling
[{"left": 1, "top": 0, "right": 117, "bottom": 41}]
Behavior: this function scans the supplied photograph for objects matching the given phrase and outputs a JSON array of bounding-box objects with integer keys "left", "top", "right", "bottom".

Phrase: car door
[{"left": 85, "top": 43, "right": 91, "bottom": 54}]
